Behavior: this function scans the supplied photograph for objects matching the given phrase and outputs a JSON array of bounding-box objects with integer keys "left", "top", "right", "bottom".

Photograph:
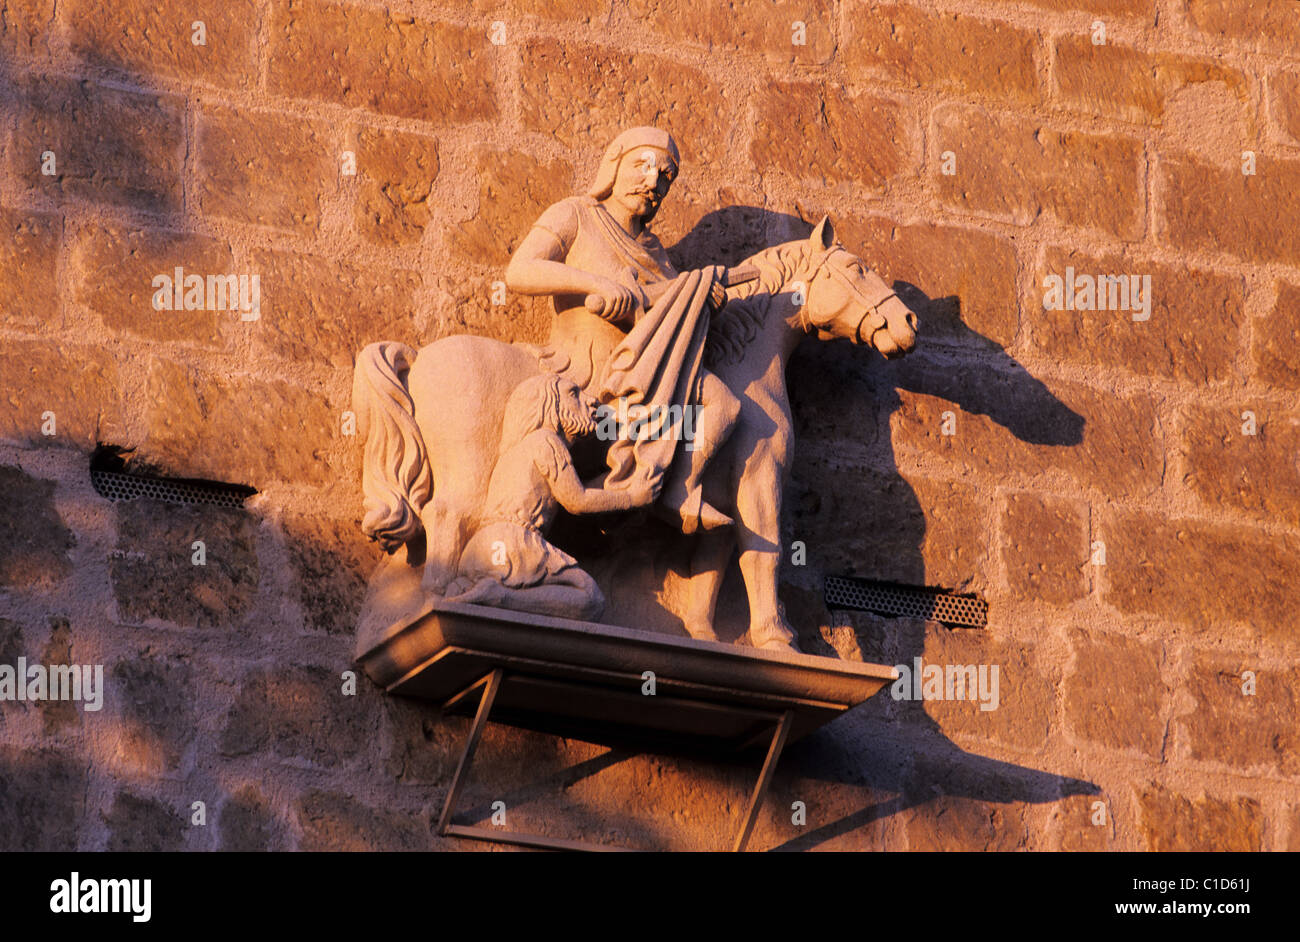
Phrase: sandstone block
[
  {"left": 282, "top": 514, "right": 374, "bottom": 636},
  {"left": 11, "top": 76, "right": 184, "bottom": 212},
  {"left": 451, "top": 148, "right": 575, "bottom": 267},
  {"left": 0, "top": 747, "right": 86, "bottom": 850},
  {"left": 1064, "top": 631, "right": 1167, "bottom": 755},
  {"left": 220, "top": 665, "right": 374, "bottom": 767},
  {"left": 70, "top": 222, "right": 233, "bottom": 347},
  {"left": 933, "top": 104, "right": 1144, "bottom": 239},
  {"left": 1000, "top": 492, "right": 1089, "bottom": 606},
  {"left": 0, "top": 465, "right": 73, "bottom": 592},
  {"left": 0, "top": 340, "right": 124, "bottom": 448},
  {"left": 296, "top": 789, "right": 430, "bottom": 851},
  {"left": 753, "top": 81, "right": 911, "bottom": 188},
  {"left": 1138, "top": 785, "right": 1262, "bottom": 851},
  {"left": 1030, "top": 246, "right": 1245, "bottom": 383},
  {"left": 0, "top": 0, "right": 54, "bottom": 58},
  {"left": 137, "top": 357, "right": 335, "bottom": 486},
  {"left": 269, "top": 0, "right": 496, "bottom": 125},
  {"left": 887, "top": 360, "right": 1163, "bottom": 499},
  {"left": 907, "top": 622, "right": 1056, "bottom": 752},
  {"left": 353, "top": 126, "right": 440, "bottom": 247},
  {"left": 0, "top": 618, "right": 23, "bottom": 668},
  {"left": 1270, "top": 71, "right": 1300, "bottom": 143},
  {"left": 1101, "top": 509, "right": 1300, "bottom": 641},
  {"left": 111, "top": 500, "right": 258, "bottom": 630},
  {"left": 249, "top": 248, "right": 422, "bottom": 370},
  {"left": 1179, "top": 402, "right": 1300, "bottom": 523},
  {"left": 62, "top": 0, "right": 259, "bottom": 89},
  {"left": 1057, "top": 792, "right": 1120, "bottom": 851},
  {"left": 110, "top": 657, "right": 196, "bottom": 774},
  {"left": 905, "top": 797, "right": 1031, "bottom": 851},
  {"left": 103, "top": 792, "right": 185, "bottom": 851},
  {"left": 0, "top": 207, "right": 61, "bottom": 330},
  {"left": 627, "top": 0, "right": 834, "bottom": 64},
  {"left": 1179, "top": 656, "right": 1298, "bottom": 775},
  {"left": 219, "top": 786, "right": 284, "bottom": 851},
  {"left": 1185, "top": 0, "right": 1300, "bottom": 52},
  {"left": 38, "top": 618, "right": 78, "bottom": 734},
  {"left": 846, "top": 3, "right": 1040, "bottom": 104},
  {"left": 520, "top": 39, "right": 729, "bottom": 166},
  {"left": 195, "top": 106, "right": 334, "bottom": 233},
  {"left": 1252, "top": 280, "right": 1300, "bottom": 391},
  {"left": 1053, "top": 36, "right": 1246, "bottom": 124},
  {"left": 1160, "top": 155, "right": 1300, "bottom": 266}
]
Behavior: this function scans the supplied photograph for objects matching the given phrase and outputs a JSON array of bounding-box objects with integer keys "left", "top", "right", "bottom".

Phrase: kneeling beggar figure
[{"left": 353, "top": 126, "right": 919, "bottom": 653}]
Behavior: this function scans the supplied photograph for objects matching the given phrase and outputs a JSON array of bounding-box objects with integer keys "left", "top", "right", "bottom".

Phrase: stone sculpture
[{"left": 353, "top": 126, "right": 919, "bottom": 653}]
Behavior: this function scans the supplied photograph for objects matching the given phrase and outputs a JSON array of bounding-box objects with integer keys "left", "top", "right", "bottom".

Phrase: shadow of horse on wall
[{"left": 639, "top": 204, "right": 1098, "bottom": 849}]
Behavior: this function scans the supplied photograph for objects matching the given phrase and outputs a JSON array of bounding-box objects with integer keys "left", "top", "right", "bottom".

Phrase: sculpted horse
[{"left": 352, "top": 217, "right": 918, "bottom": 651}]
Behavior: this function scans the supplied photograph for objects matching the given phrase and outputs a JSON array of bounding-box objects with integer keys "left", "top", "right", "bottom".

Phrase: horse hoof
[
  {"left": 683, "top": 623, "right": 721, "bottom": 643},
  {"left": 696, "top": 502, "right": 734, "bottom": 532},
  {"left": 652, "top": 496, "right": 732, "bottom": 535}
]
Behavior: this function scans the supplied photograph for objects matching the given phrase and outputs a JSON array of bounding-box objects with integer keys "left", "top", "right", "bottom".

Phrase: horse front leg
[{"left": 735, "top": 455, "right": 798, "bottom": 653}]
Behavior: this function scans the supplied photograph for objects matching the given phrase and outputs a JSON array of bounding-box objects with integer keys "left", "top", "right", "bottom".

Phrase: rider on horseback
[{"left": 505, "top": 126, "right": 740, "bottom": 536}]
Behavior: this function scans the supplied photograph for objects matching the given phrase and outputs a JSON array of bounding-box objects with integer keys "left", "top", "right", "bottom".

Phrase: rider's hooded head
[{"left": 587, "top": 127, "right": 680, "bottom": 222}]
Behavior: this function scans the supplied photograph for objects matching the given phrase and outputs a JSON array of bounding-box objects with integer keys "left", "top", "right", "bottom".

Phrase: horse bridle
[{"left": 797, "top": 245, "right": 900, "bottom": 342}]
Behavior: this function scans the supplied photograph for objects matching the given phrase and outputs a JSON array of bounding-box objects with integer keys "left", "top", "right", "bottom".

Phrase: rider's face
[{"left": 611, "top": 148, "right": 675, "bottom": 222}]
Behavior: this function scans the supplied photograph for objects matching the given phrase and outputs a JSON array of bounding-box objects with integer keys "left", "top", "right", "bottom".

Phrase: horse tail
[{"left": 352, "top": 341, "right": 433, "bottom": 552}]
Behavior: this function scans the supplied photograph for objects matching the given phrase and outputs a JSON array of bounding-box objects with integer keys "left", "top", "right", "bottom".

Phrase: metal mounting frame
[{"left": 435, "top": 668, "right": 794, "bottom": 853}]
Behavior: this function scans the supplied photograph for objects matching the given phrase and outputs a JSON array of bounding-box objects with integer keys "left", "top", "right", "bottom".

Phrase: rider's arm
[
  {"left": 505, "top": 201, "right": 643, "bottom": 324},
  {"left": 505, "top": 201, "right": 601, "bottom": 296},
  {"left": 505, "top": 226, "right": 608, "bottom": 298}
]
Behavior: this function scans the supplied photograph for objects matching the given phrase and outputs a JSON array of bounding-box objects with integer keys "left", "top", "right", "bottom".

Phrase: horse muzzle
[{"left": 857, "top": 297, "right": 919, "bottom": 357}]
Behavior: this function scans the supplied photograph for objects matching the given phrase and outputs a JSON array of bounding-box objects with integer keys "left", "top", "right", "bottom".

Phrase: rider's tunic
[
  {"left": 532, "top": 194, "right": 678, "bottom": 390},
  {"left": 528, "top": 195, "right": 718, "bottom": 491}
]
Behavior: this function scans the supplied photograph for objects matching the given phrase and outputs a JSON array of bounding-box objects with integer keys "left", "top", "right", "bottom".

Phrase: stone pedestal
[{"left": 356, "top": 584, "right": 897, "bottom": 850}]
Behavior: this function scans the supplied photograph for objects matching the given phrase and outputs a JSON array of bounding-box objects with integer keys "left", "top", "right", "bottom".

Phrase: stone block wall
[{"left": 0, "top": 0, "right": 1296, "bottom": 850}]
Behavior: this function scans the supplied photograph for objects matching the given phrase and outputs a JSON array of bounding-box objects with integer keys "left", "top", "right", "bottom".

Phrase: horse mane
[{"left": 705, "top": 240, "right": 808, "bottom": 367}]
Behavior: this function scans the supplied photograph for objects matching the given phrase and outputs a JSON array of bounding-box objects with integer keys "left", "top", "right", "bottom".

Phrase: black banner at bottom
[{"left": 0, "top": 851, "right": 1277, "bottom": 930}]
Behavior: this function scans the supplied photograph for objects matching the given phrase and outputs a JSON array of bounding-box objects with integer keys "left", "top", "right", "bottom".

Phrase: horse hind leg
[
  {"left": 681, "top": 529, "right": 733, "bottom": 642},
  {"left": 418, "top": 495, "right": 469, "bottom": 596}
]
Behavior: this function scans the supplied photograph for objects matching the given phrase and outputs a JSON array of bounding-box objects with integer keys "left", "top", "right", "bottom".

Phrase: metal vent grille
[
  {"left": 90, "top": 469, "right": 255, "bottom": 508},
  {"left": 824, "top": 575, "right": 987, "bottom": 629}
]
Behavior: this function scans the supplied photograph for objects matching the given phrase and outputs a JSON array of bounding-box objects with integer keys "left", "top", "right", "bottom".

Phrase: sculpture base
[
  {"left": 357, "top": 598, "right": 898, "bottom": 750},
  {"left": 356, "top": 599, "right": 897, "bottom": 851}
]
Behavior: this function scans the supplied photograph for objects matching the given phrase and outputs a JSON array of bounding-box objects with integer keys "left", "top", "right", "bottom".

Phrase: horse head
[{"left": 798, "top": 216, "right": 919, "bottom": 358}]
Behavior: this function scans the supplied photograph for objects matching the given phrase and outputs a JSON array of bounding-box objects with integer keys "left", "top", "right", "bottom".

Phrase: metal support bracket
[{"left": 435, "top": 668, "right": 794, "bottom": 852}]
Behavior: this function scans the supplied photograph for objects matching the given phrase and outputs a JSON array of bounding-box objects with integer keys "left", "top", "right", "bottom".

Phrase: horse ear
[{"left": 810, "top": 215, "right": 836, "bottom": 249}]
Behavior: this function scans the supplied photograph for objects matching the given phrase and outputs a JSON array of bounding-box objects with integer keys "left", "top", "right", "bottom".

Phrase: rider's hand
[
  {"left": 708, "top": 280, "right": 727, "bottom": 311},
  {"left": 704, "top": 265, "right": 727, "bottom": 311},
  {"left": 593, "top": 278, "right": 640, "bottom": 325}
]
